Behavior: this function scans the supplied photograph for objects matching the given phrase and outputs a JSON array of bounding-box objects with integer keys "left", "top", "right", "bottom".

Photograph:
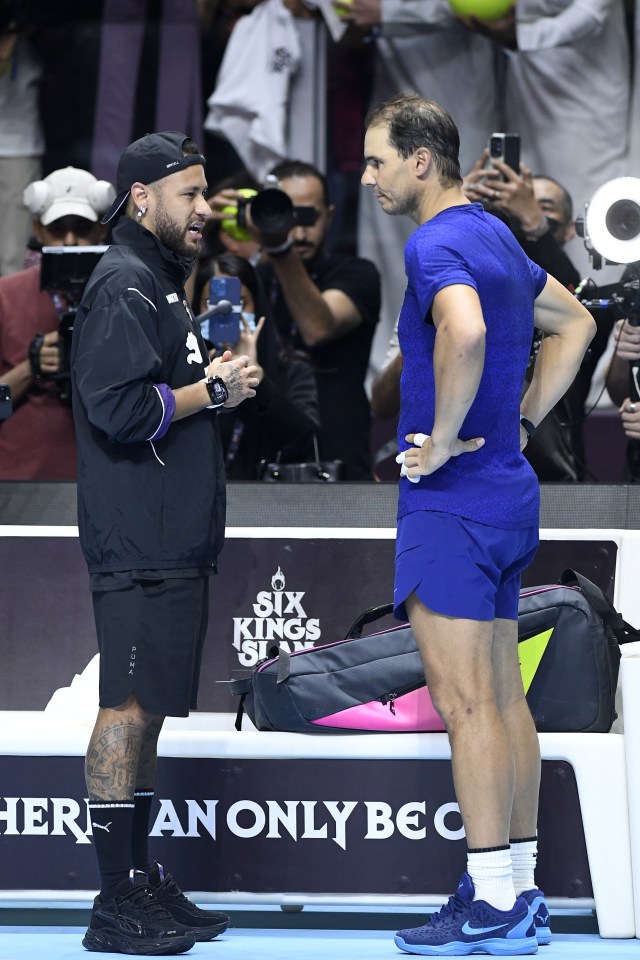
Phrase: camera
[
  {"left": 576, "top": 177, "right": 640, "bottom": 270},
  {"left": 197, "top": 276, "right": 242, "bottom": 348},
  {"left": 221, "top": 177, "right": 317, "bottom": 244},
  {"left": 488, "top": 133, "right": 521, "bottom": 176},
  {"left": 0, "top": 383, "right": 12, "bottom": 420},
  {"left": 38, "top": 246, "right": 107, "bottom": 403}
]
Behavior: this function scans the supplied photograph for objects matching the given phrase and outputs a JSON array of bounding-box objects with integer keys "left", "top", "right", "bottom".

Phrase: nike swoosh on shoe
[{"left": 460, "top": 920, "right": 511, "bottom": 936}]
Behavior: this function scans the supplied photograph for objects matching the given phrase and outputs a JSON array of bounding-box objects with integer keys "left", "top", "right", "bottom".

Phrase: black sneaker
[
  {"left": 82, "top": 869, "right": 196, "bottom": 955},
  {"left": 148, "top": 862, "right": 230, "bottom": 942}
]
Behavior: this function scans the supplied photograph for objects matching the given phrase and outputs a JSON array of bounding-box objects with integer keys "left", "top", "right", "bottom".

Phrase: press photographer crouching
[{"left": 0, "top": 167, "right": 114, "bottom": 479}]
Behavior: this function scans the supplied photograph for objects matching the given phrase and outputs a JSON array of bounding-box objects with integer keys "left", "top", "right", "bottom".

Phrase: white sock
[
  {"left": 467, "top": 847, "right": 516, "bottom": 911},
  {"left": 511, "top": 837, "right": 538, "bottom": 895}
]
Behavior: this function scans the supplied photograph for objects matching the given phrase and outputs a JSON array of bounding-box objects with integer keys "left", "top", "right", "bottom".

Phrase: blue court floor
[{"left": 2, "top": 926, "right": 640, "bottom": 960}]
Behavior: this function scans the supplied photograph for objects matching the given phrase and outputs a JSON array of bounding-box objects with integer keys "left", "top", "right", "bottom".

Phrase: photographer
[
  {"left": 231, "top": 160, "right": 381, "bottom": 480},
  {"left": 0, "top": 166, "right": 114, "bottom": 479},
  {"left": 604, "top": 265, "right": 640, "bottom": 480},
  {"left": 463, "top": 153, "right": 580, "bottom": 292},
  {"left": 203, "top": 168, "right": 262, "bottom": 263}
]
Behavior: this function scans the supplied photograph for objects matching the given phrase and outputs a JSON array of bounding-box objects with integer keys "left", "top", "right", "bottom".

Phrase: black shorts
[{"left": 92, "top": 577, "right": 209, "bottom": 717}]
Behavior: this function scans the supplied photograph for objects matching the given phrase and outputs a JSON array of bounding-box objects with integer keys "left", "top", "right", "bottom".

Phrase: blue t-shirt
[{"left": 397, "top": 203, "right": 547, "bottom": 529}]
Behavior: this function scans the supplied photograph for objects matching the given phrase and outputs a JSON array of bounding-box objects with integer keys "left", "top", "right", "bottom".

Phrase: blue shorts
[{"left": 394, "top": 510, "right": 539, "bottom": 623}]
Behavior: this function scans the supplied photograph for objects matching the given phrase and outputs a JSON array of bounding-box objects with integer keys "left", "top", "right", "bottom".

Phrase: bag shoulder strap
[
  {"left": 344, "top": 603, "right": 395, "bottom": 639},
  {"left": 560, "top": 568, "right": 640, "bottom": 645}
]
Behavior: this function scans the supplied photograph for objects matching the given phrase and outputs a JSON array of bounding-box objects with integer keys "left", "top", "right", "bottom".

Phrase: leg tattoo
[{"left": 85, "top": 712, "right": 144, "bottom": 801}]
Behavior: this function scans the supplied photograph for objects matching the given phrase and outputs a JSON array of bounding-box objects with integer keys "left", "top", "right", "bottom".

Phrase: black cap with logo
[{"left": 101, "top": 131, "right": 206, "bottom": 224}]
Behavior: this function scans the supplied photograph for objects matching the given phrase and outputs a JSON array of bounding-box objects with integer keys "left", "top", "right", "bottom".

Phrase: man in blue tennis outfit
[{"left": 362, "top": 94, "right": 595, "bottom": 956}]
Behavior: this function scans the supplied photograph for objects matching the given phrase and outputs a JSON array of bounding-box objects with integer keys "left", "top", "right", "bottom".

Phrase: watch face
[{"left": 208, "top": 377, "right": 228, "bottom": 405}]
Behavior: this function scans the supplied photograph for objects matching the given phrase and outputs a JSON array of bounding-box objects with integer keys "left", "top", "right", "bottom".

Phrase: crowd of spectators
[{"left": 1, "top": 0, "right": 639, "bottom": 483}]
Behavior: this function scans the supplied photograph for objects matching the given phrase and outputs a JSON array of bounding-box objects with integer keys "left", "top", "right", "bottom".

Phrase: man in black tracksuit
[{"left": 71, "top": 132, "right": 259, "bottom": 956}]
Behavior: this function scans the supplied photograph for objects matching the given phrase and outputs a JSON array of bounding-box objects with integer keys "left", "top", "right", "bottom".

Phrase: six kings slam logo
[{"left": 232, "top": 566, "right": 320, "bottom": 666}]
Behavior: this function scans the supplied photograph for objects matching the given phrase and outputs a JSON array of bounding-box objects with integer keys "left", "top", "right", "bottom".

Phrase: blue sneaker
[
  {"left": 520, "top": 889, "right": 551, "bottom": 945},
  {"left": 394, "top": 873, "right": 538, "bottom": 956}
]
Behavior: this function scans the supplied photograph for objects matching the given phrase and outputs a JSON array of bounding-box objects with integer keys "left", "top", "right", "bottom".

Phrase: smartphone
[
  {"left": 199, "top": 276, "right": 242, "bottom": 346},
  {"left": 488, "top": 133, "right": 521, "bottom": 176},
  {"left": 0, "top": 383, "right": 12, "bottom": 420}
]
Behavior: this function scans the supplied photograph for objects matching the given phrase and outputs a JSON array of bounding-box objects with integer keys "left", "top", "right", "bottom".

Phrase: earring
[{"left": 137, "top": 207, "right": 146, "bottom": 219}]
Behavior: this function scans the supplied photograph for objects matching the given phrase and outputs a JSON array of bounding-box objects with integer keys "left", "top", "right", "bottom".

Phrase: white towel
[{"left": 204, "top": 0, "right": 301, "bottom": 181}]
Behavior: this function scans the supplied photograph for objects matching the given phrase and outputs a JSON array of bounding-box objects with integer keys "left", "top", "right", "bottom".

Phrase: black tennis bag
[{"left": 230, "top": 569, "right": 639, "bottom": 734}]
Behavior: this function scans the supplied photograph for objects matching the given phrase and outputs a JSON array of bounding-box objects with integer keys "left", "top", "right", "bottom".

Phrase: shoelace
[
  {"left": 124, "top": 883, "right": 175, "bottom": 921},
  {"left": 159, "top": 873, "right": 191, "bottom": 905},
  {"left": 428, "top": 893, "right": 468, "bottom": 928}
]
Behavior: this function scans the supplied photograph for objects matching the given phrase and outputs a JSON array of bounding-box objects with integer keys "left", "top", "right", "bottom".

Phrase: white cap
[{"left": 23, "top": 167, "right": 116, "bottom": 226}]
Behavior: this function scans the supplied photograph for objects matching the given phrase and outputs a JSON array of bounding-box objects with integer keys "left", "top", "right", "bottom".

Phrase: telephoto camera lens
[{"left": 249, "top": 189, "right": 295, "bottom": 235}]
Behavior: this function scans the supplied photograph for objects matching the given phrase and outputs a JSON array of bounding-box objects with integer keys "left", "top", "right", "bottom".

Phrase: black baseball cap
[{"left": 101, "top": 131, "right": 206, "bottom": 224}]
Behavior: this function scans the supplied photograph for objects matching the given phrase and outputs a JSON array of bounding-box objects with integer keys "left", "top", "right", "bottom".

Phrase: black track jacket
[{"left": 71, "top": 217, "right": 225, "bottom": 574}]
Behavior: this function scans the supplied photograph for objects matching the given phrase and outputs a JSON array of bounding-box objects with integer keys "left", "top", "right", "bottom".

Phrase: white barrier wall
[
  {"left": 621, "top": 651, "right": 640, "bottom": 935},
  {"left": 0, "top": 520, "right": 639, "bottom": 937}
]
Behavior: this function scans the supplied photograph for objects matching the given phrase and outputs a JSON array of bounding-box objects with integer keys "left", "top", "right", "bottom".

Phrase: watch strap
[{"left": 520, "top": 415, "right": 537, "bottom": 440}]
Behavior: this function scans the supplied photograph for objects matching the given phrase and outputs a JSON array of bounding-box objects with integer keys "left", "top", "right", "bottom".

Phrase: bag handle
[
  {"left": 273, "top": 435, "right": 322, "bottom": 467},
  {"left": 228, "top": 646, "right": 292, "bottom": 729},
  {"left": 229, "top": 677, "right": 252, "bottom": 731},
  {"left": 559, "top": 568, "right": 640, "bottom": 645},
  {"left": 275, "top": 644, "right": 291, "bottom": 682},
  {"left": 344, "top": 602, "right": 395, "bottom": 639}
]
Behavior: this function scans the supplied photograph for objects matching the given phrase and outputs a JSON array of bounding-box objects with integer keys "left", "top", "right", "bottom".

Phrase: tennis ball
[
  {"left": 220, "top": 188, "right": 257, "bottom": 243},
  {"left": 448, "top": 0, "right": 514, "bottom": 20},
  {"left": 334, "top": 0, "right": 353, "bottom": 19}
]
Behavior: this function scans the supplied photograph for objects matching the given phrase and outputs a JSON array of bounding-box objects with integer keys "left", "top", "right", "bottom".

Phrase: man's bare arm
[
  {"left": 269, "top": 251, "right": 363, "bottom": 348},
  {"left": 401, "top": 284, "right": 486, "bottom": 480},
  {"left": 430, "top": 284, "right": 486, "bottom": 452},
  {"left": 605, "top": 318, "right": 640, "bottom": 407},
  {"left": 521, "top": 274, "right": 596, "bottom": 429},
  {"left": 371, "top": 349, "right": 402, "bottom": 419}
]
